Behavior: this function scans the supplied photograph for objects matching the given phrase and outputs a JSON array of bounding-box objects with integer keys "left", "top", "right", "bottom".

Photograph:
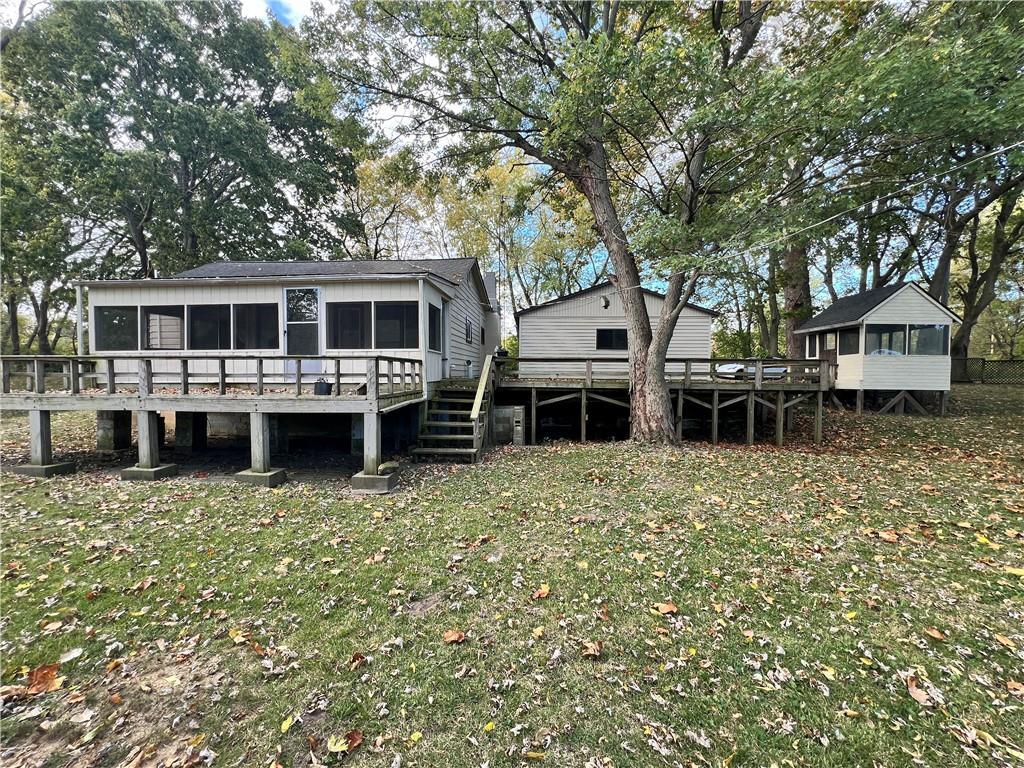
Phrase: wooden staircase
[{"left": 412, "top": 358, "right": 495, "bottom": 463}]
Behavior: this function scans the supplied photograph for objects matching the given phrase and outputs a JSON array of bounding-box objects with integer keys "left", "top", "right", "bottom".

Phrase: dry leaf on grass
[{"left": 443, "top": 629, "right": 466, "bottom": 644}]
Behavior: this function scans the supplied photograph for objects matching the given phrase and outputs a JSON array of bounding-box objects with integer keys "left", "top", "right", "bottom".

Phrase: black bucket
[{"left": 313, "top": 380, "right": 332, "bottom": 396}]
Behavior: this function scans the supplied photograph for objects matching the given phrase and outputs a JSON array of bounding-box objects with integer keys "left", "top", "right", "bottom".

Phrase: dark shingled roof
[
  {"left": 796, "top": 282, "right": 912, "bottom": 332},
  {"left": 173, "top": 258, "right": 477, "bottom": 285}
]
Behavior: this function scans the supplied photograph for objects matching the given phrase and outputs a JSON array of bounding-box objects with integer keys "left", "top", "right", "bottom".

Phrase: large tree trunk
[
  {"left": 781, "top": 244, "right": 812, "bottom": 358},
  {"left": 576, "top": 143, "right": 675, "bottom": 443},
  {"left": 5, "top": 294, "right": 20, "bottom": 354}
]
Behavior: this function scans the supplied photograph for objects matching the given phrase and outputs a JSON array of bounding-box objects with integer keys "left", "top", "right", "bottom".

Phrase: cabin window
[
  {"left": 480, "top": 327, "right": 485, "bottom": 345},
  {"left": 327, "top": 302, "right": 371, "bottom": 349},
  {"left": 596, "top": 328, "right": 628, "bottom": 350},
  {"left": 824, "top": 332, "right": 836, "bottom": 351},
  {"left": 188, "top": 305, "right": 231, "bottom": 350},
  {"left": 865, "top": 324, "right": 906, "bottom": 356},
  {"left": 909, "top": 324, "right": 949, "bottom": 355},
  {"left": 807, "top": 334, "right": 817, "bottom": 358},
  {"left": 428, "top": 304, "right": 441, "bottom": 352},
  {"left": 464, "top": 316, "right": 472, "bottom": 344},
  {"left": 375, "top": 302, "right": 418, "bottom": 348},
  {"left": 234, "top": 303, "right": 279, "bottom": 350},
  {"left": 142, "top": 306, "right": 184, "bottom": 350},
  {"left": 838, "top": 328, "right": 860, "bottom": 356},
  {"left": 94, "top": 306, "right": 139, "bottom": 351}
]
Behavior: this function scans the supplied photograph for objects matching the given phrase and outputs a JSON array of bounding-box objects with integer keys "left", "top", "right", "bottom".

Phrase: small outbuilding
[{"left": 796, "top": 282, "right": 960, "bottom": 413}]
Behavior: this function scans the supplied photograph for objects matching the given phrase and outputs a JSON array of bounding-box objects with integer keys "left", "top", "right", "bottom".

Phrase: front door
[{"left": 284, "top": 287, "right": 321, "bottom": 377}]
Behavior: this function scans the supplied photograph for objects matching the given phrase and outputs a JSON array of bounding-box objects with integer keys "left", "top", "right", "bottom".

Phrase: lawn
[{"left": 1, "top": 385, "right": 1023, "bottom": 768}]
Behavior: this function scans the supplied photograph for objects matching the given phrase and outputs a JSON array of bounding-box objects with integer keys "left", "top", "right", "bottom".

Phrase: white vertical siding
[
  {"left": 446, "top": 275, "right": 487, "bottom": 378},
  {"left": 518, "top": 288, "right": 713, "bottom": 378},
  {"left": 864, "top": 286, "right": 955, "bottom": 325}
]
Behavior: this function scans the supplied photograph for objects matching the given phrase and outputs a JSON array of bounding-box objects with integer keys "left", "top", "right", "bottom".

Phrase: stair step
[
  {"left": 434, "top": 397, "right": 476, "bottom": 404},
  {"left": 411, "top": 447, "right": 479, "bottom": 456},
  {"left": 430, "top": 408, "right": 486, "bottom": 416},
  {"left": 418, "top": 433, "right": 475, "bottom": 441},
  {"left": 423, "top": 420, "right": 474, "bottom": 428}
]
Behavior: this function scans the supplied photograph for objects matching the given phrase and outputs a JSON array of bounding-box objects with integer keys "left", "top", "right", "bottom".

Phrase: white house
[
  {"left": 81, "top": 258, "right": 500, "bottom": 385},
  {"left": 514, "top": 281, "right": 717, "bottom": 378},
  {"left": 796, "top": 282, "right": 960, "bottom": 410}
]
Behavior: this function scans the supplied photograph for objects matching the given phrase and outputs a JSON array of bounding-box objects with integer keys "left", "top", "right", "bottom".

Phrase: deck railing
[
  {"left": 497, "top": 356, "right": 830, "bottom": 389},
  {"left": 469, "top": 354, "right": 497, "bottom": 454},
  {"left": 0, "top": 354, "right": 424, "bottom": 400}
]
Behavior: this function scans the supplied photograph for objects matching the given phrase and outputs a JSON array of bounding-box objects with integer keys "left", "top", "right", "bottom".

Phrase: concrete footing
[
  {"left": 235, "top": 468, "right": 287, "bottom": 487},
  {"left": 120, "top": 463, "right": 179, "bottom": 481},
  {"left": 351, "top": 470, "right": 399, "bottom": 494},
  {"left": 97, "top": 410, "right": 131, "bottom": 451},
  {"left": 9, "top": 462, "right": 76, "bottom": 478}
]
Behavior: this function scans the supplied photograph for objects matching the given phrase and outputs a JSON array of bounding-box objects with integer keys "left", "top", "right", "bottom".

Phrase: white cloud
[{"left": 240, "top": 0, "right": 313, "bottom": 27}]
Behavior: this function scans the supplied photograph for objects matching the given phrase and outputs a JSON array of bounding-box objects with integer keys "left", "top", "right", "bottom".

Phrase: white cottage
[
  {"left": 796, "top": 282, "right": 960, "bottom": 412},
  {"left": 514, "top": 281, "right": 717, "bottom": 378}
]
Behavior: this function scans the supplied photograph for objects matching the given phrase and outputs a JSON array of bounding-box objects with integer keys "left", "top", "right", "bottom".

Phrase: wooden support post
[
  {"left": 249, "top": 412, "right": 271, "bottom": 473},
  {"left": 106, "top": 358, "right": 116, "bottom": 394},
  {"left": 580, "top": 388, "right": 587, "bottom": 443},
  {"left": 295, "top": 359, "right": 303, "bottom": 396},
  {"left": 775, "top": 391, "right": 784, "bottom": 447},
  {"left": 939, "top": 391, "right": 948, "bottom": 416},
  {"left": 746, "top": 390, "right": 755, "bottom": 445},
  {"left": 137, "top": 411, "right": 160, "bottom": 469},
  {"left": 896, "top": 391, "right": 905, "bottom": 416},
  {"left": 684, "top": 360, "right": 692, "bottom": 387},
  {"left": 218, "top": 359, "right": 227, "bottom": 395},
  {"left": 29, "top": 410, "right": 53, "bottom": 466},
  {"left": 675, "top": 389, "right": 683, "bottom": 440},
  {"left": 814, "top": 391, "right": 824, "bottom": 445},
  {"left": 34, "top": 358, "right": 45, "bottom": 394},
  {"left": 256, "top": 359, "right": 264, "bottom": 395},
  {"left": 585, "top": 359, "right": 593, "bottom": 388},
  {"left": 138, "top": 359, "right": 152, "bottom": 397},
  {"left": 69, "top": 359, "right": 80, "bottom": 395},
  {"left": 530, "top": 387, "right": 537, "bottom": 445},
  {"left": 362, "top": 412, "right": 380, "bottom": 475},
  {"left": 388, "top": 360, "right": 395, "bottom": 395},
  {"left": 366, "top": 358, "right": 378, "bottom": 402},
  {"left": 180, "top": 359, "right": 189, "bottom": 395},
  {"left": 855, "top": 389, "right": 864, "bottom": 415},
  {"left": 334, "top": 359, "right": 341, "bottom": 396},
  {"left": 711, "top": 389, "right": 719, "bottom": 446},
  {"left": 754, "top": 360, "right": 763, "bottom": 389}
]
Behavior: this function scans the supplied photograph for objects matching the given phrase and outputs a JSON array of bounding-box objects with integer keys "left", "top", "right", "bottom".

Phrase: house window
[
  {"left": 188, "top": 305, "right": 231, "bottom": 350},
  {"left": 428, "top": 304, "right": 441, "bottom": 352},
  {"left": 838, "top": 328, "right": 860, "bottom": 356},
  {"left": 142, "top": 306, "right": 183, "bottom": 350},
  {"left": 464, "top": 316, "right": 472, "bottom": 344},
  {"left": 94, "top": 306, "right": 138, "bottom": 351},
  {"left": 596, "top": 328, "right": 628, "bottom": 350},
  {"left": 327, "top": 302, "right": 371, "bottom": 349},
  {"left": 807, "top": 334, "right": 817, "bottom": 358},
  {"left": 909, "top": 324, "right": 949, "bottom": 355},
  {"left": 865, "top": 324, "right": 906, "bottom": 356},
  {"left": 375, "top": 302, "right": 418, "bottom": 348},
  {"left": 234, "top": 303, "right": 279, "bottom": 350},
  {"left": 824, "top": 332, "right": 836, "bottom": 351}
]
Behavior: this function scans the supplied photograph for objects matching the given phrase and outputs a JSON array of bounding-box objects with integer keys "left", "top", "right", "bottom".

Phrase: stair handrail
[{"left": 470, "top": 354, "right": 495, "bottom": 453}]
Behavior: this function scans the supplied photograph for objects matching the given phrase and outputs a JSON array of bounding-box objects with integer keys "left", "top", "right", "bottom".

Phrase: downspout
[{"left": 75, "top": 283, "right": 85, "bottom": 355}]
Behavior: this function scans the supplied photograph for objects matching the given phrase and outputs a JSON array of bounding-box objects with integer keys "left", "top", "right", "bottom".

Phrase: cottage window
[
  {"left": 908, "top": 324, "right": 949, "bottom": 355},
  {"left": 188, "top": 305, "right": 231, "bottom": 350},
  {"left": 806, "top": 334, "right": 817, "bottom": 358},
  {"left": 234, "top": 303, "right": 279, "bottom": 350},
  {"left": 838, "top": 328, "right": 860, "bottom": 356},
  {"left": 327, "top": 302, "right": 371, "bottom": 349},
  {"left": 375, "top": 302, "right": 418, "bottom": 349},
  {"left": 428, "top": 304, "right": 441, "bottom": 352},
  {"left": 596, "top": 328, "right": 628, "bottom": 350},
  {"left": 865, "top": 324, "right": 906, "bottom": 356},
  {"left": 824, "top": 332, "right": 836, "bottom": 351},
  {"left": 142, "top": 306, "right": 184, "bottom": 350},
  {"left": 94, "top": 306, "right": 139, "bottom": 351},
  {"left": 464, "top": 316, "right": 472, "bottom": 344}
]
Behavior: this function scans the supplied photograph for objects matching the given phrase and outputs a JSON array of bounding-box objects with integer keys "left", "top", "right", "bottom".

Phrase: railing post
[
  {"left": 334, "top": 358, "right": 341, "bottom": 396},
  {"left": 295, "top": 358, "right": 302, "bottom": 396},
  {"left": 70, "top": 359, "right": 80, "bottom": 395},
  {"left": 138, "top": 359, "right": 152, "bottom": 397},
  {"left": 106, "top": 358, "right": 116, "bottom": 394},
  {"left": 2, "top": 361, "right": 10, "bottom": 394},
  {"left": 180, "top": 359, "right": 189, "bottom": 395},
  {"left": 366, "top": 357, "right": 379, "bottom": 402},
  {"left": 34, "top": 358, "right": 45, "bottom": 394},
  {"left": 585, "top": 359, "right": 593, "bottom": 387},
  {"left": 256, "top": 358, "right": 264, "bottom": 395},
  {"left": 218, "top": 359, "right": 227, "bottom": 395},
  {"left": 685, "top": 360, "right": 692, "bottom": 387},
  {"left": 388, "top": 360, "right": 395, "bottom": 395},
  {"left": 754, "top": 360, "right": 763, "bottom": 389}
]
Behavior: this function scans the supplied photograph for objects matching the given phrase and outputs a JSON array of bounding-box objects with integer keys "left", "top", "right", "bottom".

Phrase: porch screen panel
[
  {"left": 327, "top": 302, "right": 371, "bottom": 349},
  {"left": 375, "top": 302, "right": 418, "bottom": 348},
  {"left": 865, "top": 324, "right": 906, "bottom": 356},
  {"left": 188, "top": 305, "right": 231, "bottom": 350},
  {"left": 234, "top": 303, "right": 279, "bottom": 350},
  {"left": 94, "top": 306, "right": 139, "bottom": 351},
  {"left": 142, "top": 306, "right": 184, "bottom": 350},
  {"left": 596, "top": 328, "right": 628, "bottom": 350},
  {"left": 428, "top": 304, "right": 441, "bottom": 352},
  {"left": 908, "top": 324, "right": 948, "bottom": 355},
  {"left": 838, "top": 328, "right": 860, "bottom": 355}
]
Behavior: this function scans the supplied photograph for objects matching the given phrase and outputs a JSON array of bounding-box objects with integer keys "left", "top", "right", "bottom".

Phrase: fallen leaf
[
  {"left": 994, "top": 633, "right": 1016, "bottom": 650},
  {"left": 582, "top": 640, "right": 603, "bottom": 659},
  {"left": 409, "top": 731, "right": 422, "bottom": 744},
  {"left": 59, "top": 648, "right": 84, "bottom": 664},
  {"left": 531, "top": 626, "right": 544, "bottom": 639},
  {"left": 443, "top": 629, "right": 466, "bottom": 644},
  {"left": 531, "top": 583, "right": 550, "bottom": 600},
  {"left": 654, "top": 601, "right": 678, "bottom": 615},
  {"left": 1003, "top": 566, "right": 1024, "bottom": 577},
  {"left": 27, "top": 664, "right": 62, "bottom": 695},
  {"left": 129, "top": 576, "right": 155, "bottom": 593},
  {"left": 70, "top": 708, "right": 96, "bottom": 724},
  {"left": 345, "top": 729, "right": 363, "bottom": 752},
  {"left": 483, "top": 721, "right": 495, "bottom": 732},
  {"left": 526, "top": 752, "right": 545, "bottom": 761},
  {"left": 906, "top": 675, "right": 930, "bottom": 706},
  {"left": 281, "top": 714, "right": 294, "bottom": 733},
  {"left": 348, "top": 652, "right": 367, "bottom": 671},
  {"left": 924, "top": 627, "right": 945, "bottom": 641}
]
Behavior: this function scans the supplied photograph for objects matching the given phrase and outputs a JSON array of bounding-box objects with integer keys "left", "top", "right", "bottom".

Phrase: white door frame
[{"left": 284, "top": 286, "right": 322, "bottom": 374}]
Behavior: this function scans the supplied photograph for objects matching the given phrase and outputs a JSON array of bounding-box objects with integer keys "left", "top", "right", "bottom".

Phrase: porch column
[
  {"left": 351, "top": 410, "right": 398, "bottom": 493},
  {"left": 120, "top": 411, "right": 178, "bottom": 481},
  {"left": 363, "top": 411, "right": 381, "bottom": 475},
  {"left": 96, "top": 410, "right": 131, "bottom": 451},
  {"left": 11, "top": 410, "right": 75, "bottom": 477},
  {"left": 235, "top": 412, "right": 285, "bottom": 487}
]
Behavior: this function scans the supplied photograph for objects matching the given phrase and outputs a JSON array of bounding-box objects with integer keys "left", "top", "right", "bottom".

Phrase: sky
[{"left": 240, "top": 0, "right": 312, "bottom": 27}]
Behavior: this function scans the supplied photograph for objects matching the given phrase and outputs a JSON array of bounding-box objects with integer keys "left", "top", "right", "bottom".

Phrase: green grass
[{"left": 1, "top": 385, "right": 1023, "bottom": 767}]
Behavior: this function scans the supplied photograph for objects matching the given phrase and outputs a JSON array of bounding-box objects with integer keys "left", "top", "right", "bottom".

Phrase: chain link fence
[{"left": 952, "top": 358, "right": 1024, "bottom": 384}]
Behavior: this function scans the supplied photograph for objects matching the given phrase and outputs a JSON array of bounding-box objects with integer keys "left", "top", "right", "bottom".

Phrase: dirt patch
[{"left": 404, "top": 591, "right": 445, "bottom": 618}]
